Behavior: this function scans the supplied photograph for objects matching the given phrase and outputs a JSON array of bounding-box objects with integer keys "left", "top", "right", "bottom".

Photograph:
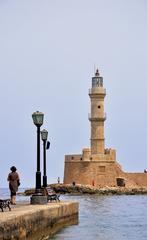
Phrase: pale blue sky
[{"left": 0, "top": 0, "right": 147, "bottom": 187}]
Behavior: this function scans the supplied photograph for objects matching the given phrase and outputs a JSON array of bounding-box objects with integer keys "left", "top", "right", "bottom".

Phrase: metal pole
[
  {"left": 36, "top": 125, "right": 41, "bottom": 192},
  {"left": 43, "top": 140, "right": 47, "bottom": 187}
]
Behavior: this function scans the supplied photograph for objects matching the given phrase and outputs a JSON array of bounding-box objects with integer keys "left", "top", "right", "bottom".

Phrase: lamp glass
[
  {"left": 32, "top": 111, "right": 44, "bottom": 126},
  {"left": 41, "top": 129, "right": 48, "bottom": 141}
]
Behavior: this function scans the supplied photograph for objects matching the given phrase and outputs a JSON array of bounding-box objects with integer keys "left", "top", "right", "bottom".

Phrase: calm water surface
[
  {"left": 1, "top": 189, "right": 147, "bottom": 240},
  {"left": 50, "top": 194, "right": 147, "bottom": 240}
]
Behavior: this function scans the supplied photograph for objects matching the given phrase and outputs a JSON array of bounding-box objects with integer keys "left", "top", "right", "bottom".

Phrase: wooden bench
[
  {"left": 45, "top": 187, "right": 60, "bottom": 202},
  {"left": 0, "top": 199, "right": 11, "bottom": 212}
]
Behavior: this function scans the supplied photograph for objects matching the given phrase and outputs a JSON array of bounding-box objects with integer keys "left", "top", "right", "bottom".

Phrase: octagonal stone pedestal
[{"left": 30, "top": 195, "right": 47, "bottom": 204}]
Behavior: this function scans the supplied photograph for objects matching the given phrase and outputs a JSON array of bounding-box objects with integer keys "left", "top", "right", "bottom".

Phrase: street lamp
[
  {"left": 32, "top": 111, "right": 44, "bottom": 193},
  {"left": 41, "top": 129, "right": 49, "bottom": 187}
]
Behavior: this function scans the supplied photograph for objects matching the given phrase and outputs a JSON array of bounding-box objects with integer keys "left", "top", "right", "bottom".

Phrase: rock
[{"left": 20, "top": 184, "right": 147, "bottom": 196}]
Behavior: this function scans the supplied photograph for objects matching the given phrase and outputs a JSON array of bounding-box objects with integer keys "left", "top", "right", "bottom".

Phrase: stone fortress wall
[
  {"left": 64, "top": 150, "right": 147, "bottom": 187},
  {"left": 64, "top": 70, "right": 147, "bottom": 188}
]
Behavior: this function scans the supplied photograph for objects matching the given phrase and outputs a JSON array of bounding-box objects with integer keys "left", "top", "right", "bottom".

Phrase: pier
[{"left": 0, "top": 201, "right": 79, "bottom": 240}]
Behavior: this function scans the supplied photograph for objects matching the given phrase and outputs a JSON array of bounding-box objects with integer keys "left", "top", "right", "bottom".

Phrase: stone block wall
[
  {"left": 64, "top": 161, "right": 119, "bottom": 187},
  {"left": 64, "top": 148, "right": 147, "bottom": 188},
  {"left": 124, "top": 173, "right": 147, "bottom": 187},
  {"left": 0, "top": 202, "right": 79, "bottom": 240}
]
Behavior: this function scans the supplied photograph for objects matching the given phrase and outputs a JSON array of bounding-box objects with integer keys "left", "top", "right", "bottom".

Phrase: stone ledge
[{"left": 0, "top": 201, "right": 79, "bottom": 240}]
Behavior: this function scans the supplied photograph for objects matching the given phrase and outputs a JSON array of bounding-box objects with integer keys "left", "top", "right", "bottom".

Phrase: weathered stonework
[
  {"left": 64, "top": 149, "right": 121, "bottom": 187},
  {"left": 0, "top": 201, "right": 79, "bottom": 240},
  {"left": 64, "top": 70, "right": 147, "bottom": 188}
]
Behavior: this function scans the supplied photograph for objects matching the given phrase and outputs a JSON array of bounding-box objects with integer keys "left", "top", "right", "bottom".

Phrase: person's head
[{"left": 10, "top": 166, "right": 17, "bottom": 172}]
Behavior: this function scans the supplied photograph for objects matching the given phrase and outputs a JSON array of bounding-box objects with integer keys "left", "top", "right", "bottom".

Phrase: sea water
[
  {"left": 0, "top": 188, "right": 30, "bottom": 202},
  {"left": 50, "top": 194, "right": 147, "bottom": 240},
  {"left": 1, "top": 189, "right": 147, "bottom": 240}
]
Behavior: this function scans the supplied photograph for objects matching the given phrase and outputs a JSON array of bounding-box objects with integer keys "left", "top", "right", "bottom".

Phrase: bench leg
[
  {"left": 8, "top": 204, "right": 11, "bottom": 211},
  {"left": 0, "top": 207, "right": 4, "bottom": 212}
]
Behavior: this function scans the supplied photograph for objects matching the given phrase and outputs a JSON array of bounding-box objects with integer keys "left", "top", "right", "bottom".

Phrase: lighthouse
[
  {"left": 64, "top": 70, "right": 123, "bottom": 187},
  {"left": 89, "top": 69, "right": 106, "bottom": 155},
  {"left": 63, "top": 70, "right": 147, "bottom": 188}
]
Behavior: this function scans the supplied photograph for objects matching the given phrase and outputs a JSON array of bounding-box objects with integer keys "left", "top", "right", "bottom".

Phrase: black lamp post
[
  {"left": 32, "top": 111, "right": 44, "bottom": 193},
  {"left": 41, "top": 129, "right": 50, "bottom": 187}
]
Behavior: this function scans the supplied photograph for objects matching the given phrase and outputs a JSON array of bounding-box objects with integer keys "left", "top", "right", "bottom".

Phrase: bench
[
  {"left": 45, "top": 187, "right": 60, "bottom": 202},
  {"left": 0, "top": 199, "right": 11, "bottom": 212}
]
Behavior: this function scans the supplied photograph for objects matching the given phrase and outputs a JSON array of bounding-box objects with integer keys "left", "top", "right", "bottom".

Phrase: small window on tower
[
  {"left": 98, "top": 105, "right": 101, "bottom": 109},
  {"left": 99, "top": 166, "right": 105, "bottom": 172}
]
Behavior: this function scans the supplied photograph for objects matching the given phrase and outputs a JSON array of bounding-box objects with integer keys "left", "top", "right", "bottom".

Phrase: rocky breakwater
[
  {"left": 51, "top": 184, "right": 147, "bottom": 195},
  {"left": 0, "top": 201, "right": 79, "bottom": 240},
  {"left": 23, "top": 184, "right": 147, "bottom": 196}
]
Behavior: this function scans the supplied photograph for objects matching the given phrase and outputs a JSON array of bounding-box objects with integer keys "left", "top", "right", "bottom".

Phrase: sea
[{"left": 1, "top": 188, "right": 147, "bottom": 240}]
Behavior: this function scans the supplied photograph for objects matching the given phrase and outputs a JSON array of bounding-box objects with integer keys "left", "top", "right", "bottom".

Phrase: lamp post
[
  {"left": 41, "top": 129, "right": 49, "bottom": 187},
  {"left": 32, "top": 111, "right": 44, "bottom": 193}
]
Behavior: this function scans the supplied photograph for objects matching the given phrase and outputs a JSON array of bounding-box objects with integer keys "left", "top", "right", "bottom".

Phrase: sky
[{"left": 0, "top": 0, "right": 147, "bottom": 187}]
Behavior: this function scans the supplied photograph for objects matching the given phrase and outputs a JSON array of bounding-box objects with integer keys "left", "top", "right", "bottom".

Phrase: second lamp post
[{"left": 41, "top": 129, "right": 49, "bottom": 187}]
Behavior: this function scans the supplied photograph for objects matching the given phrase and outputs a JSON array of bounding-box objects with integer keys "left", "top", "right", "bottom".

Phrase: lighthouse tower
[
  {"left": 89, "top": 69, "right": 106, "bottom": 155},
  {"left": 63, "top": 70, "right": 147, "bottom": 188},
  {"left": 64, "top": 70, "right": 121, "bottom": 187}
]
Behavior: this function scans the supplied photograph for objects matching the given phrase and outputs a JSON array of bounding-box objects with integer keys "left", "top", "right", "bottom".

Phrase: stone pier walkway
[{"left": 0, "top": 201, "right": 79, "bottom": 240}]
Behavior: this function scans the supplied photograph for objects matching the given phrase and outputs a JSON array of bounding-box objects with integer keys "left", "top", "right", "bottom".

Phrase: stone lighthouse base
[{"left": 64, "top": 148, "right": 147, "bottom": 188}]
